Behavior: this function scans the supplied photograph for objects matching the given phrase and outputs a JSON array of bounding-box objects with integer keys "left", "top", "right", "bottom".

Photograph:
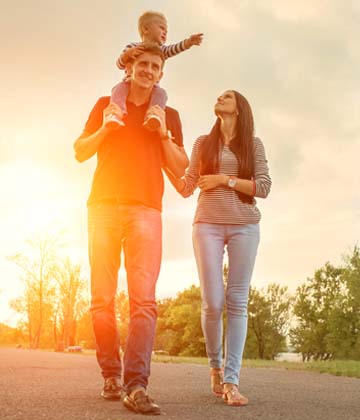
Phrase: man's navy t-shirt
[{"left": 82, "top": 96, "right": 183, "bottom": 212}]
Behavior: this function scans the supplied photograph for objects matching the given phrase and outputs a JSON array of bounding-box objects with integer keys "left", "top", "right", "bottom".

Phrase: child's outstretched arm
[
  {"left": 184, "top": 33, "right": 203, "bottom": 49},
  {"left": 116, "top": 43, "right": 145, "bottom": 69},
  {"left": 163, "top": 33, "right": 204, "bottom": 59}
]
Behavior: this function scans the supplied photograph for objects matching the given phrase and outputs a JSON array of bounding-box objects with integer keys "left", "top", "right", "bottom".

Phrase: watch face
[{"left": 228, "top": 178, "right": 236, "bottom": 188}]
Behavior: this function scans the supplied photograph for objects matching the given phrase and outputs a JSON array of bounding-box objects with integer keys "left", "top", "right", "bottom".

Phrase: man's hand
[
  {"left": 102, "top": 102, "right": 124, "bottom": 130},
  {"left": 198, "top": 174, "right": 227, "bottom": 191},
  {"left": 146, "top": 105, "right": 188, "bottom": 177},
  {"left": 146, "top": 105, "right": 167, "bottom": 137},
  {"left": 121, "top": 45, "right": 145, "bottom": 64},
  {"left": 185, "top": 33, "right": 204, "bottom": 49}
]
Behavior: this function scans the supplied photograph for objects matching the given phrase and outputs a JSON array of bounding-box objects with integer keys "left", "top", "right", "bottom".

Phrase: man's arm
[
  {"left": 74, "top": 127, "right": 108, "bottom": 163},
  {"left": 163, "top": 167, "right": 186, "bottom": 192},
  {"left": 73, "top": 102, "right": 122, "bottom": 162},
  {"left": 147, "top": 105, "right": 189, "bottom": 177},
  {"left": 161, "top": 136, "right": 189, "bottom": 178}
]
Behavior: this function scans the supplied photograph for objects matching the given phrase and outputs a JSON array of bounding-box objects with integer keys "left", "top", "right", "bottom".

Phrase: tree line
[{"left": 1, "top": 234, "right": 359, "bottom": 361}]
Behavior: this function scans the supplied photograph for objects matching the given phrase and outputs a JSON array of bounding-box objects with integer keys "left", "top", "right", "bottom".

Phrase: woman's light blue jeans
[{"left": 192, "top": 222, "right": 260, "bottom": 385}]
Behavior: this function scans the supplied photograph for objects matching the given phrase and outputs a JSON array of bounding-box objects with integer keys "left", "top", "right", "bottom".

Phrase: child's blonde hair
[{"left": 138, "top": 11, "right": 167, "bottom": 39}]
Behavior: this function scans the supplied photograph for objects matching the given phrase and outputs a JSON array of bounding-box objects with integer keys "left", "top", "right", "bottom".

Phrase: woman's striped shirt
[{"left": 180, "top": 136, "right": 271, "bottom": 225}]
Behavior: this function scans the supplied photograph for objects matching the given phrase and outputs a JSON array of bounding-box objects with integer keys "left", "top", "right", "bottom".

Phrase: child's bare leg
[
  {"left": 105, "top": 81, "right": 129, "bottom": 129},
  {"left": 143, "top": 85, "right": 168, "bottom": 131}
]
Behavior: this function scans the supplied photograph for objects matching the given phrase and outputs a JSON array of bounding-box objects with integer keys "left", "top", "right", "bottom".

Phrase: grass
[
  {"left": 151, "top": 355, "right": 360, "bottom": 379},
  {"left": 4, "top": 346, "right": 359, "bottom": 379}
]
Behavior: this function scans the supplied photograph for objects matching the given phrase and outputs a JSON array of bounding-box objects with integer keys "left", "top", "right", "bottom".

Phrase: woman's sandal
[
  {"left": 222, "top": 385, "right": 248, "bottom": 406},
  {"left": 210, "top": 368, "right": 224, "bottom": 397}
]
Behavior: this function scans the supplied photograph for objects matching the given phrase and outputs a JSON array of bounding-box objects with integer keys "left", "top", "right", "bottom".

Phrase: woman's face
[{"left": 214, "top": 90, "right": 238, "bottom": 117}]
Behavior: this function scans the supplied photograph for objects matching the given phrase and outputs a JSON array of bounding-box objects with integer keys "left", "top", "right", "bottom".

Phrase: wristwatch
[{"left": 227, "top": 177, "right": 237, "bottom": 189}]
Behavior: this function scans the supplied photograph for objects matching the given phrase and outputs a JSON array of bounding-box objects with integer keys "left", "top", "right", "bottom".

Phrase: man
[{"left": 73, "top": 43, "right": 188, "bottom": 415}]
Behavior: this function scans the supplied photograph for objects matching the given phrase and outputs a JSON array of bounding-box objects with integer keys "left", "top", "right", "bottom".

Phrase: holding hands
[{"left": 198, "top": 174, "right": 227, "bottom": 191}]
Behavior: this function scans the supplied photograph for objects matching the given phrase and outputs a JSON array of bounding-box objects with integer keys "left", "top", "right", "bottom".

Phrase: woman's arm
[
  {"left": 252, "top": 137, "right": 272, "bottom": 198},
  {"left": 164, "top": 136, "right": 204, "bottom": 197},
  {"left": 198, "top": 137, "right": 271, "bottom": 198},
  {"left": 197, "top": 174, "right": 254, "bottom": 194}
]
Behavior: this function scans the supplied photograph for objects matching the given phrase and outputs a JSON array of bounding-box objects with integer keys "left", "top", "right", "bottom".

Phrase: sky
[{"left": 0, "top": 0, "right": 359, "bottom": 325}]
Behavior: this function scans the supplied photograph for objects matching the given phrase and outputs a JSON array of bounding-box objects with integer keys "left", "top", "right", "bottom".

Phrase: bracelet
[{"left": 252, "top": 179, "right": 256, "bottom": 196}]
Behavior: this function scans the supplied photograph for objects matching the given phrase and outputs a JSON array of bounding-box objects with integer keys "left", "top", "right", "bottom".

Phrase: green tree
[
  {"left": 156, "top": 285, "right": 205, "bottom": 356},
  {"left": 9, "top": 232, "right": 89, "bottom": 351},
  {"left": 9, "top": 233, "right": 59, "bottom": 349},
  {"left": 325, "top": 247, "right": 360, "bottom": 360},
  {"left": 76, "top": 310, "right": 95, "bottom": 349},
  {"left": 0, "top": 323, "right": 23, "bottom": 346},
  {"left": 245, "top": 283, "right": 292, "bottom": 359},
  {"left": 115, "top": 290, "right": 130, "bottom": 351},
  {"left": 290, "top": 262, "right": 345, "bottom": 360},
  {"left": 53, "top": 259, "right": 88, "bottom": 351}
]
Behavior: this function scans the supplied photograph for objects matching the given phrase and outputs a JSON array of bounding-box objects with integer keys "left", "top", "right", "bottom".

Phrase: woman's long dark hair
[{"left": 199, "top": 90, "right": 255, "bottom": 204}]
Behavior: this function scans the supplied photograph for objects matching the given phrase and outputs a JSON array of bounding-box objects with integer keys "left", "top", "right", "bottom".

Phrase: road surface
[{"left": 0, "top": 348, "right": 359, "bottom": 420}]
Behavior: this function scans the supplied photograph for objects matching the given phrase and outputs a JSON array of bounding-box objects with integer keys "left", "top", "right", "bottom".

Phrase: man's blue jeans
[
  {"left": 88, "top": 203, "right": 162, "bottom": 392},
  {"left": 192, "top": 223, "right": 260, "bottom": 385}
]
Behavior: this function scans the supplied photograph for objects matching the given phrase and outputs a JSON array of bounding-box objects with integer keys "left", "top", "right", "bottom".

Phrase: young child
[{"left": 106, "top": 10, "right": 203, "bottom": 130}]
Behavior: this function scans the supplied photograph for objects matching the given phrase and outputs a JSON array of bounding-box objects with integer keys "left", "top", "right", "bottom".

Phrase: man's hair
[
  {"left": 138, "top": 11, "right": 167, "bottom": 38},
  {"left": 130, "top": 42, "right": 165, "bottom": 67}
]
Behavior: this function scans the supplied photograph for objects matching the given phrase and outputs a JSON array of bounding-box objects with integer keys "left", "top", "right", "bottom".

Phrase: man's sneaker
[
  {"left": 123, "top": 389, "right": 161, "bottom": 415},
  {"left": 104, "top": 113, "right": 125, "bottom": 130},
  {"left": 143, "top": 115, "right": 161, "bottom": 132},
  {"left": 101, "top": 377, "right": 123, "bottom": 400}
]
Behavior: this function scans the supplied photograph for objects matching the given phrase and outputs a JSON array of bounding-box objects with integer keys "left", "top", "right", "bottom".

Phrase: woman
[{"left": 168, "top": 90, "right": 271, "bottom": 406}]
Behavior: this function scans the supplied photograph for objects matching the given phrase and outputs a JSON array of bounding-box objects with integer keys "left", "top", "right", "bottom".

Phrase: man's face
[{"left": 128, "top": 52, "right": 164, "bottom": 90}]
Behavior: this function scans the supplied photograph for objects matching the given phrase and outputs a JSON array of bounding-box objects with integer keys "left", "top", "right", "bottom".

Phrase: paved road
[{"left": 0, "top": 348, "right": 359, "bottom": 420}]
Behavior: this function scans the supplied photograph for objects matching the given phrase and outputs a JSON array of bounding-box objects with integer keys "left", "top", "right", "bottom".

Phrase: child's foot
[
  {"left": 143, "top": 115, "right": 161, "bottom": 132},
  {"left": 105, "top": 113, "right": 125, "bottom": 129}
]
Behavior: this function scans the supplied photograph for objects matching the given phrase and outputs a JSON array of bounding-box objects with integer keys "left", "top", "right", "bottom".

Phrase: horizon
[{"left": 1, "top": 0, "right": 359, "bottom": 325}]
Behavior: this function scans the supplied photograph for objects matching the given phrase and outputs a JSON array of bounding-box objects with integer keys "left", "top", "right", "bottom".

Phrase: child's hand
[
  {"left": 122, "top": 45, "right": 145, "bottom": 64},
  {"left": 185, "top": 33, "right": 203, "bottom": 48}
]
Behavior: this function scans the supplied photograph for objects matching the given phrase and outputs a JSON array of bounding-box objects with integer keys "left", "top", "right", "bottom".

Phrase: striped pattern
[
  {"left": 181, "top": 136, "right": 271, "bottom": 225},
  {"left": 116, "top": 41, "right": 188, "bottom": 70}
]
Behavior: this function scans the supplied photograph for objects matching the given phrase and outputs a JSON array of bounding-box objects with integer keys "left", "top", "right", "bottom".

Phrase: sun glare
[{"left": 1, "top": 161, "right": 72, "bottom": 236}]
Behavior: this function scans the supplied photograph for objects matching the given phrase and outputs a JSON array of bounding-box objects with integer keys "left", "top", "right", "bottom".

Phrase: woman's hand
[{"left": 198, "top": 174, "right": 228, "bottom": 191}]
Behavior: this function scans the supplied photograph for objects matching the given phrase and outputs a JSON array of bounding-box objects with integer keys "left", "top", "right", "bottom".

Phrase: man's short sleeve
[
  {"left": 165, "top": 107, "right": 183, "bottom": 147},
  {"left": 82, "top": 97, "right": 110, "bottom": 135}
]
